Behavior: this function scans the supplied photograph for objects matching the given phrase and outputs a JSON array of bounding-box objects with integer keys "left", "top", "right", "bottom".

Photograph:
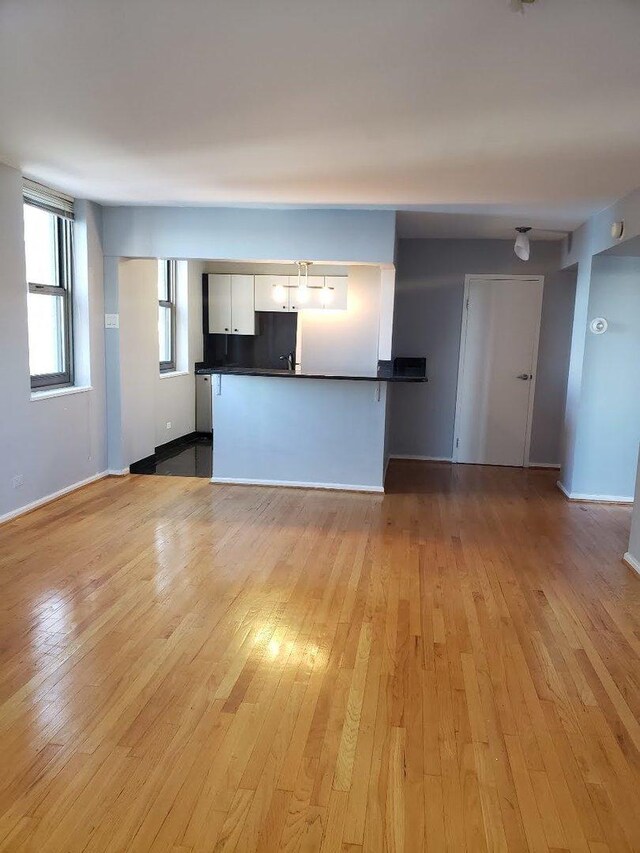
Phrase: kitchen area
[
  {"left": 117, "top": 251, "right": 425, "bottom": 491},
  {"left": 194, "top": 261, "right": 351, "bottom": 440},
  {"left": 192, "top": 260, "right": 425, "bottom": 492},
  {"left": 101, "top": 205, "right": 415, "bottom": 489}
]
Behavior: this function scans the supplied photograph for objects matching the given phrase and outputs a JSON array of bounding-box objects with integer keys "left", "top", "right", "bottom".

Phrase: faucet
[{"left": 279, "top": 352, "right": 295, "bottom": 371}]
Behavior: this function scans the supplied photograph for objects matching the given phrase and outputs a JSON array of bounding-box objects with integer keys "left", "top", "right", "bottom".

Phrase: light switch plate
[{"left": 105, "top": 313, "right": 119, "bottom": 329}]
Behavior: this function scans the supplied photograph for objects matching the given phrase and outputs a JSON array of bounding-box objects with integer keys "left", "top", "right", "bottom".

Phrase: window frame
[
  {"left": 25, "top": 204, "right": 75, "bottom": 391},
  {"left": 159, "top": 259, "right": 177, "bottom": 373}
]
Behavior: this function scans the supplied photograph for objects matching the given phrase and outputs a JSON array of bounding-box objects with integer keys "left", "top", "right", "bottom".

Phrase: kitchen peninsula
[{"left": 199, "top": 359, "right": 426, "bottom": 493}]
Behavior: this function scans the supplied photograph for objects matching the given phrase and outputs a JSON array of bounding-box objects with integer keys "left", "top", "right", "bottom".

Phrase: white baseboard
[
  {"left": 528, "top": 462, "right": 561, "bottom": 469},
  {"left": 623, "top": 552, "right": 640, "bottom": 576},
  {"left": 390, "top": 454, "right": 453, "bottom": 463},
  {"left": 108, "top": 468, "right": 130, "bottom": 476},
  {"left": 0, "top": 470, "right": 110, "bottom": 526},
  {"left": 556, "top": 480, "right": 634, "bottom": 504},
  {"left": 211, "top": 476, "right": 384, "bottom": 494}
]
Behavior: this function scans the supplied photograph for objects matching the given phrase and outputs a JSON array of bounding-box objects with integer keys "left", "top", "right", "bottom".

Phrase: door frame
[{"left": 453, "top": 274, "right": 544, "bottom": 468}]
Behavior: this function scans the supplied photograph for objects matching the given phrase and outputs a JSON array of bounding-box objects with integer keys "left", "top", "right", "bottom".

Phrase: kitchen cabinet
[
  {"left": 322, "top": 276, "right": 348, "bottom": 310},
  {"left": 207, "top": 274, "right": 256, "bottom": 335},
  {"left": 254, "top": 275, "right": 291, "bottom": 312},
  {"left": 254, "top": 274, "right": 348, "bottom": 312}
]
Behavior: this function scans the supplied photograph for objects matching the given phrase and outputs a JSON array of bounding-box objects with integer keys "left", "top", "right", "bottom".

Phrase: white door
[
  {"left": 208, "top": 274, "right": 232, "bottom": 333},
  {"left": 230, "top": 275, "right": 256, "bottom": 334},
  {"left": 454, "top": 276, "right": 544, "bottom": 467}
]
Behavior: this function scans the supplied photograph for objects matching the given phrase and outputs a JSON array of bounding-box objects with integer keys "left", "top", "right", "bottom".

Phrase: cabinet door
[
  {"left": 287, "top": 275, "right": 301, "bottom": 311},
  {"left": 230, "top": 275, "right": 256, "bottom": 334},
  {"left": 295, "top": 276, "right": 325, "bottom": 310},
  {"left": 208, "top": 274, "right": 232, "bottom": 333},
  {"left": 255, "top": 275, "right": 290, "bottom": 312},
  {"left": 323, "top": 276, "right": 348, "bottom": 310}
]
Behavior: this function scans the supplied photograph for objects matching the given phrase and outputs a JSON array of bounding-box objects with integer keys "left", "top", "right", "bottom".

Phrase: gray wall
[
  {"left": 628, "top": 456, "right": 640, "bottom": 566},
  {"left": 566, "top": 256, "right": 640, "bottom": 499},
  {"left": 0, "top": 162, "right": 107, "bottom": 520},
  {"left": 388, "top": 239, "right": 576, "bottom": 465},
  {"left": 102, "top": 206, "right": 396, "bottom": 265},
  {"left": 560, "top": 182, "right": 640, "bottom": 501},
  {"left": 212, "top": 375, "right": 387, "bottom": 491}
]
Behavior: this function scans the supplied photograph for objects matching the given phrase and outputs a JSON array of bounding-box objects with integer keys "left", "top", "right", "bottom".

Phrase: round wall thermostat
[
  {"left": 611, "top": 221, "right": 625, "bottom": 240},
  {"left": 590, "top": 317, "right": 608, "bottom": 335}
]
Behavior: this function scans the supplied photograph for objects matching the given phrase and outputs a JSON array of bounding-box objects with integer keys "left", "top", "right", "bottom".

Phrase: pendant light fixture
[
  {"left": 514, "top": 227, "right": 532, "bottom": 261},
  {"left": 297, "top": 261, "right": 310, "bottom": 305}
]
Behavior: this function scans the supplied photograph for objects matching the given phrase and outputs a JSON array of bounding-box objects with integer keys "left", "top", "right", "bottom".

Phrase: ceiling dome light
[
  {"left": 514, "top": 227, "right": 532, "bottom": 261},
  {"left": 611, "top": 221, "right": 625, "bottom": 241},
  {"left": 510, "top": 0, "right": 537, "bottom": 12}
]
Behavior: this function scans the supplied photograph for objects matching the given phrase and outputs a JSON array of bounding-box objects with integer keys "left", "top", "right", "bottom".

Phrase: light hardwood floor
[{"left": 0, "top": 462, "right": 638, "bottom": 852}]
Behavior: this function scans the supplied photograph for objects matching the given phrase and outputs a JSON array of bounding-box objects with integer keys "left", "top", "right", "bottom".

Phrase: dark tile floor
[{"left": 133, "top": 435, "right": 212, "bottom": 478}]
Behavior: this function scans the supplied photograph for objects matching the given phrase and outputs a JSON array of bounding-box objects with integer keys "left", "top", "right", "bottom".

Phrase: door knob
[{"left": 517, "top": 373, "right": 531, "bottom": 380}]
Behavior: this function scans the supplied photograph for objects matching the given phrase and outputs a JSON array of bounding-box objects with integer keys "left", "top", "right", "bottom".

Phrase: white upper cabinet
[
  {"left": 254, "top": 275, "right": 290, "bottom": 312},
  {"left": 230, "top": 275, "right": 255, "bottom": 334},
  {"left": 208, "top": 274, "right": 233, "bottom": 333},
  {"left": 322, "top": 276, "right": 348, "bottom": 310},
  {"left": 207, "top": 274, "right": 256, "bottom": 335},
  {"left": 254, "top": 274, "right": 348, "bottom": 312},
  {"left": 294, "top": 276, "right": 325, "bottom": 310}
]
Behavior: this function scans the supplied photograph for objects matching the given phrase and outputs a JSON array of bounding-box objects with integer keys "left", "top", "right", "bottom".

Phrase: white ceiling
[{"left": 1, "top": 0, "right": 640, "bottom": 238}]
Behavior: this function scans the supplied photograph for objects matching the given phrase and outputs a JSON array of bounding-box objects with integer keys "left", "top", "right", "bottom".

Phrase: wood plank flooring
[{"left": 0, "top": 461, "right": 638, "bottom": 852}]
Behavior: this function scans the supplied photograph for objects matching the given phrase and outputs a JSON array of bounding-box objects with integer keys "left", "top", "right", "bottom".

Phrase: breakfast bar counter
[{"left": 205, "top": 360, "right": 426, "bottom": 493}]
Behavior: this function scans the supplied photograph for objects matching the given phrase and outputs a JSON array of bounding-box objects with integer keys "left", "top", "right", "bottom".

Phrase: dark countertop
[{"left": 195, "top": 360, "right": 427, "bottom": 383}]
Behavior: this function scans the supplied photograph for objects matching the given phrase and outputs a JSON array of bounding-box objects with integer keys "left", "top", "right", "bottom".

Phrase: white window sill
[
  {"left": 31, "top": 385, "right": 93, "bottom": 402},
  {"left": 159, "top": 370, "right": 189, "bottom": 380}
]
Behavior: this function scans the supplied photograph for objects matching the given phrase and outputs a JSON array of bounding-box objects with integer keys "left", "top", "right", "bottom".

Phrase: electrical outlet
[
  {"left": 166, "top": 421, "right": 172, "bottom": 430},
  {"left": 12, "top": 474, "right": 24, "bottom": 489}
]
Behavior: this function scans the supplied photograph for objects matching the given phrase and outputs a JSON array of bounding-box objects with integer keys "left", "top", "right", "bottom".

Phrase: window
[
  {"left": 23, "top": 180, "right": 75, "bottom": 390},
  {"left": 158, "top": 259, "right": 177, "bottom": 372}
]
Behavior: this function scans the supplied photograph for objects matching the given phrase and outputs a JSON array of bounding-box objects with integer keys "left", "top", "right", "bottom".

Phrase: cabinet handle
[
  {"left": 282, "top": 305, "right": 286, "bottom": 309},
  {"left": 234, "top": 328, "right": 238, "bottom": 332},
  {"left": 224, "top": 327, "right": 229, "bottom": 332}
]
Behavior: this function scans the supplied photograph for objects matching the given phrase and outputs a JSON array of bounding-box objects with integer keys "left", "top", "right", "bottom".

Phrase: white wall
[
  {"left": 102, "top": 206, "right": 396, "bottom": 265},
  {"left": 299, "top": 266, "right": 381, "bottom": 375},
  {"left": 388, "top": 239, "right": 576, "bottom": 464},
  {"left": 118, "top": 259, "right": 157, "bottom": 466},
  {"left": 561, "top": 256, "right": 640, "bottom": 500},
  {"left": 212, "top": 375, "right": 387, "bottom": 491},
  {"left": 0, "top": 162, "right": 107, "bottom": 521},
  {"left": 154, "top": 260, "right": 203, "bottom": 445},
  {"left": 107, "top": 258, "right": 203, "bottom": 471}
]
